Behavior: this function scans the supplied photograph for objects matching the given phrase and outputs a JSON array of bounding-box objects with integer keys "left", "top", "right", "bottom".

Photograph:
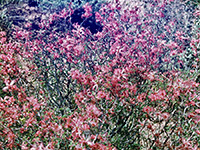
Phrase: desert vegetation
[{"left": 0, "top": 0, "right": 200, "bottom": 149}]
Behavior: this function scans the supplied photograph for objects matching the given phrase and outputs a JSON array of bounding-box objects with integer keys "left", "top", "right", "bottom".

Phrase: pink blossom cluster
[{"left": 0, "top": 0, "right": 200, "bottom": 149}]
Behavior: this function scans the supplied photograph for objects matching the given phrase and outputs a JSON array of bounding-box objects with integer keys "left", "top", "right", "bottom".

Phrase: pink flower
[
  {"left": 196, "top": 130, "right": 200, "bottom": 135},
  {"left": 34, "top": 130, "right": 42, "bottom": 137},
  {"left": 71, "top": 70, "right": 82, "bottom": 81},
  {"left": 0, "top": 37, "right": 6, "bottom": 43},
  {"left": 161, "top": 112, "right": 170, "bottom": 120},
  {"left": 158, "top": 89, "right": 166, "bottom": 99},
  {"left": 54, "top": 53, "right": 59, "bottom": 59},
  {"left": 82, "top": 124, "right": 90, "bottom": 130},
  {"left": 129, "top": 84, "right": 137, "bottom": 95},
  {"left": 82, "top": 3, "right": 92, "bottom": 18},
  {"left": 97, "top": 91, "right": 106, "bottom": 99},
  {"left": 95, "top": 12, "right": 103, "bottom": 22},
  {"left": 25, "top": 117, "right": 37, "bottom": 127},
  {"left": 87, "top": 104, "right": 102, "bottom": 117},
  {"left": 195, "top": 109, "right": 200, "bottom": 114},
  {"left": 0, "top": 31, "right": 6, "bottom": 37},
  {"left": 160, "top": 12, "right": 165, "bottom": 17},
  {"left": 188, "top": 112, "right": 196, "bottom": 118},
  {"left": 74, "top": 44, "right": 84, "bottom": 56},
  {"left": 137, "top": 93, "right": 146, "bottom": 102},
  {"left": 21, "top": 142, "right": 29, "bottom": 150},
  {"left": 143, "top": 106, "right": 154, "bottom": 114},
  {"left": 170, "top": 50, "right": 177, "bottom": 56},
  {"left": 60, "top": 8, "right": 68, "bottom": 18},
  {"left": 25, "top": 22, "right": 32, "bottom": 28},
  {"left": 148, "top": 93, "right": 157, "bottom": 101},
  {"left": 146, "top": 71, "right": 156, "bottom": 81},
  {"left": 194, "top": 10, "right": 200, "bottom": 17},
  {"left": 2, "top": 80, "right": 16, "bottom": 92}
]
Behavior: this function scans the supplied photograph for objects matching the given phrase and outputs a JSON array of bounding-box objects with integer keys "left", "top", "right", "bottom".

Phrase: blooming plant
[{"left": 0, "top": 0, "right": 200, "bottom": 149}]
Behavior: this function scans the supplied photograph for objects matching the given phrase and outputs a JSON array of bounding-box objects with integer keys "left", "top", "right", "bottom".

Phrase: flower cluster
[{"left": 1, "top": 0, "right": 200, "bottom": 149}]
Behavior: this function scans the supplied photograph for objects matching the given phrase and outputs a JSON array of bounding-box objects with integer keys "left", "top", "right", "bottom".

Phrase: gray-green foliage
[
  {"left": 0, "top": 0, "right": 22, "bottom": 36},
  {"left": 181, "top": 3, "right": 199, "bottom": 73},
  {"left": 0, "top": 0, "right": 20, "bottom": 5},
  {"left": 0, "top": 7, "right": 11, "bottom": 36},
  {"left": 183, "top": 0, "right": 200, "bottom": 7},
  {"left": 38, "top": 0, "right": 106, "bottom": 13}
]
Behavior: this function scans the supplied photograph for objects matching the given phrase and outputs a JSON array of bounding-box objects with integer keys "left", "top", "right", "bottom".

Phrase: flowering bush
[
  {"left": 0, "top": 31, "right": 112, "bottom": 149},
  {"left": 1, "top": 0, "right": 200, "bottom": 149}
]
